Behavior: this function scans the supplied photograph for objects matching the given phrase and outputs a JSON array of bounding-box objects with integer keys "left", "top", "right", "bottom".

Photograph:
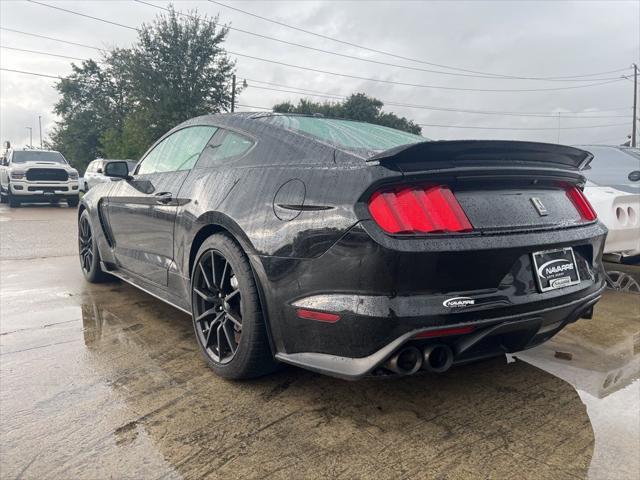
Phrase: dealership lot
[{"left": 0, "top": 204, "right": 638, "bottom": 479}]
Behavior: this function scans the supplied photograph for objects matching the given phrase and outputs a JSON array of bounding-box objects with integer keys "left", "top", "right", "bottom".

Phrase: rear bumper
[
  {"left": 603, "top": 226, "right": 640, "bottom": 257},
  {"left": 276, "top": 286, "right": 604, "bottom": 380},
  {"left": 254, "top": 221, "right": 607, "bottom": 366}
]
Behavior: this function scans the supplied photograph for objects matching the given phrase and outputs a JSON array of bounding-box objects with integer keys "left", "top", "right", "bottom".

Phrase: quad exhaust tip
[
  {"left": 385, "top": 346, "right": 423, "bottom": 375},
  {"left": 385, "top": 344, "right": 455, "bottom": 375},
  {"left": 422, "top": 344, "right": 454, "bottom": 373}
]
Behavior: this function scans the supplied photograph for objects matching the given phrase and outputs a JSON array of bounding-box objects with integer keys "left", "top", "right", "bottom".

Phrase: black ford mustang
[{"left": 78, "top": 113, "right": 606, "bottom": 380}]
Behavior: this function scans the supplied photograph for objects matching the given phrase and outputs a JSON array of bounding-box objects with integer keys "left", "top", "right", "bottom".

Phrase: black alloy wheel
[
  {"left": 191, "top": 234, "right": 277, "bottom": 379},
  {"left": 193, "top": 249, "right": 243, "bottom": 364},
  {"left": 79, "top": 213, "right": 94, "bottom": 275},
  {"left": 78, "top": 210, "right": 109, "bottom": 283}
]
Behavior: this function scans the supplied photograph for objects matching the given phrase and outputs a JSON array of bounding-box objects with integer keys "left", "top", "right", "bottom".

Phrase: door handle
[{"left": 154, "top": 192, "right": 172, "bottom": 204}]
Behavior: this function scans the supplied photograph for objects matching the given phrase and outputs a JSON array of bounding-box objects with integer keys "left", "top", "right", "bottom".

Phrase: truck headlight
[
  {"left": 68, "top": 171, "right": 79, "bottom": 179},
  {"left": 10, "top": 171, "right": 25, "bottom": 179}
]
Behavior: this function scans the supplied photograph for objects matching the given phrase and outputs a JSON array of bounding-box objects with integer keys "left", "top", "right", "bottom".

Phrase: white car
[
  {"left": 0, "top": 148, "right": 80, "bottom": 207},
  {"left": 83, "top": 159, "right": 136, "bottom": 191},
  {"left": 579, "top": 145, "right": 640, "bottom": 263}
]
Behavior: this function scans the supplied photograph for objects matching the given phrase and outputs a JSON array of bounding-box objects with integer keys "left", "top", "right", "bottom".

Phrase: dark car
[{"left": 78, "top": 113, "right": 607, "bottom": 380}]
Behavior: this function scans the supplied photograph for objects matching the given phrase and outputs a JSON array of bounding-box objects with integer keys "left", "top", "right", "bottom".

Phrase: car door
[{"left": 105, "top": 125, "right": 218, "bottom": 286}]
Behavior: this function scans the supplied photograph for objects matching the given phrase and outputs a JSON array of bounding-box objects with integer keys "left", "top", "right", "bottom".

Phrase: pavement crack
[
  {"left": 1, "top": 338, "right": 82, "bottom": 356},
  {"left": 0, "top": 318, "right": 80, "bottom": 336}
]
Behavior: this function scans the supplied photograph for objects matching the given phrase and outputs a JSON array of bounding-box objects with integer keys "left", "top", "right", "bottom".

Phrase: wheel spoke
[
  {"left": 222, "top": 322, "right": 237, "bottom": 354},
  {"left": 196, "top": 307, "right": 221, "bottom": 323},
  {"left": 216, "top": 323, "right": 223, "bottom": 356},
  {"left": 220, "top": 259, "right": 229, "bottom": 289},
  {"left": 199, "top": 262, "right": 212, "bottom": 290},
  {"left": 224, "top": 289, "right": 240, "bottom": 302},
  {"left": 194, "top": 287, "right": 215, "bottom": 302},
  {"left": 205, "top": 322, "right": 215, "bottom": 347},
  {"left": 203, "top": 312, "right": 223, "bottom": 345},
  {"left": 211, "top": 251, "right": 218, "bottom": 288},
  {"left": 225, "top": 311, "right": 242, "bottom": 328}
]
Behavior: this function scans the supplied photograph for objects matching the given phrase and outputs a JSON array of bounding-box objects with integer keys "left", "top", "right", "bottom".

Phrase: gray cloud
[{"left": 1, "top": 0, "right": 638, "bottom": 151}]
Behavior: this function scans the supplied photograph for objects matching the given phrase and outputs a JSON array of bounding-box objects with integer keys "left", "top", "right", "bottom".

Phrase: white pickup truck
[{"left": 0, "top": 148, "right": 80, "bottom": 208}]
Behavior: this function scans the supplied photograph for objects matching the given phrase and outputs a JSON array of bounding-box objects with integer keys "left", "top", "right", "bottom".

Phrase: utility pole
[
  {"left": 25, "top": 127, "right": 32, "bottom": 148},
  {"left": 38, "top": 115, "right": 43, "bottom": 148},
  {"left": 632, "top": 63, "right": 637, "bottom": 147},
  {"left": 231, "top": 74, "right": 236, "bottom": 113}
]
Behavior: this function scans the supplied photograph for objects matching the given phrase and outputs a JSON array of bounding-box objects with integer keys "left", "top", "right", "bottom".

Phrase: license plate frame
[{"left": 531, "top": 247, "right": 581, "bottom": 293}]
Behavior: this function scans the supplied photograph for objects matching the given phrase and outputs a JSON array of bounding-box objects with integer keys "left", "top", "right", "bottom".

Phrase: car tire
[
  {"left": 68, "top": 196, "right": 79, "bottom": 208},
  {"left": 78, "top": 209, "right": 110, "bottom": 283},
  {"left": 8, "top": 192, "right": 20, "bottom": 208},
  {"left": 0, "top": 192, "right": 6, "bottom": 204},
  {"left": 191, "top": 233, "right": 277, "bottom": 380}
]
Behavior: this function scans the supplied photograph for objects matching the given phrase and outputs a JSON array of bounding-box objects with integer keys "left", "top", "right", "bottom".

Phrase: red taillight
[
  {"left": 566, "top": 186, "right": 597, "bottom": 221},
  {"left": 296, "top": 308, "right": 340, "bottom": 323},
  {"left": 368, "top": 185, "right": 473, "bottom": 234}
]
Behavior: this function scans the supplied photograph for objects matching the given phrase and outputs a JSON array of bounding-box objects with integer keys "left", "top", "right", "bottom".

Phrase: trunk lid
[{"left": 365, "top": 140, "right": 595, "bottom": 233}]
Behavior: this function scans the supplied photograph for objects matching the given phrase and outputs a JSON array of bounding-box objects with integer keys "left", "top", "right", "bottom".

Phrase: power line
[
  {"left": 0, "top": 67, "right": 61, "bottom": 80},
  {"left": 228, "top": 50, "right": 624, "bottom": 92},
  {"left": 242, "top": 82, "right": 631, "bottom": 118},
  {"left": 236, "top": 103, "right": 272, "bottom": 111},
  {"left": 0, "top": 42, "right": 630, "bottom": 119},
  {"left": 0, "top": 27, "right": 102, "bottom": 51},
  {"left": 209, "top": 0, "right": 631, "bottom": 81},
  {"left": 1, "top": 45, "right": 87, "bottom": 62},
  {"left": 27, "top": 0, "right": 137, "bottom": 31},
  {"left": 135, "top": 0, "right": 624, "bottom": 83},
  {"left": 2, "top": 67, "right": 630, "bottom": 132},
  {"left": 22, "top": 0, "right": 627, "bottom": 93}
]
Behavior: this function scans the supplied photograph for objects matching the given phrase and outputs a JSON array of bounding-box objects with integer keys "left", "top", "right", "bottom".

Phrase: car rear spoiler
[{"left": 367, "top": 140, "right": 594, "bottom": 172}]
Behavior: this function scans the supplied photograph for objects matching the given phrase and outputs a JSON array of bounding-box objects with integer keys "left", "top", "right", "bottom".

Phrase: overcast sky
[{"left": 1, "top": 0, "right": 639, "bottom": 150}]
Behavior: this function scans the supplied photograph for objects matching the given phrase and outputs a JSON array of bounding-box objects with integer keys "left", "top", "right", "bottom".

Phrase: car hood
[{"left": 10, "top": 162, "right": 75, "bottom": 171}]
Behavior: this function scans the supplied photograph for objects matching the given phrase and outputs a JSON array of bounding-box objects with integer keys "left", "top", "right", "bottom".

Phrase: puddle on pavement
[{"left": 515, "top": 289, "right": 640, "bottom": 479}]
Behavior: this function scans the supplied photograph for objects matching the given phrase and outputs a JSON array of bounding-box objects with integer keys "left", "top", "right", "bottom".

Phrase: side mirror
[
  {"left": 628, "top": 170, "right": 640, "bottom": 182},
  {"left": 104, "top": 161, "right": 129, "bottom": 179},
  {"left": 0, "top": 157, "right": 7, "bottom": 166}
]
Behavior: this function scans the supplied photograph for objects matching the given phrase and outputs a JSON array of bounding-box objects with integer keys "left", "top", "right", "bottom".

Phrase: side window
[
  {"left": 137, "top": 126, "right": 217, "bottom": 175},
  {"left": 199, "top": 131, "right": 254, "bottom": 168}
]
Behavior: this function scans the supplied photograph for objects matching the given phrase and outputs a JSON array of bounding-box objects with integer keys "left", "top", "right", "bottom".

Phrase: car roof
[{"left": 173, "top": 112, "right": 424, "bottom": 159}]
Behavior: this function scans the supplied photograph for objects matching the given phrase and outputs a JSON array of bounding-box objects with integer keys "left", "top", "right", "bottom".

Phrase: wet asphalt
[{"left": 0, "top": 204, "right": 638, "bottom": 480}]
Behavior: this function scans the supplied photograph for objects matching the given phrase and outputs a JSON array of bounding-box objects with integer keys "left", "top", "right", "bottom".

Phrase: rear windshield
[
  {"left": 12, "top": 150, "right": 67, "bottom": 164},
  {"left": 579, "top": 146, "right": 640, "bottom": 193},
  {"left": 258, "top": 115, "right": 427, "bottom": 154}
]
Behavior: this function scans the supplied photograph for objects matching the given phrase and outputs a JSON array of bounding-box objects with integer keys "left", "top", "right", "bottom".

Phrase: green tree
[
  {"left": 273, "top": 93, "right": 422, "bottom": 134},
  {"left": 49, "top": 58, "right": 127, "bottom": 172},
  {"left": 50, "top": 5, "right": 237, "bottom": 172}
]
